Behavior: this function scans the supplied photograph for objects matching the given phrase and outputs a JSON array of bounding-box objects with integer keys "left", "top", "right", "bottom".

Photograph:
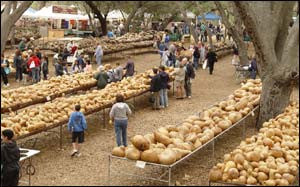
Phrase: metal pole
[
  {"left": 212, "top": 139, "right": 215, "bottom": 165},
  {"left": 108, "top": 155, "right": 111, "bottom": 186},
  {"left": 172, "top": 81, "right": 175, "bottom": 96},
  {"left": 103, "top": 108, "right": 106, "bottom": 129},
  {"left": 60, "top": 124, "right": 63, "bottom": 150},
  {"left": 168, "top": 167, "right": 172, "bottom": 186},
  {"left": 29, "top": 158, "right": 32, "bottom": 186},
  {"left": 133, "top": 96, "right": 136, "bottom": 114}
]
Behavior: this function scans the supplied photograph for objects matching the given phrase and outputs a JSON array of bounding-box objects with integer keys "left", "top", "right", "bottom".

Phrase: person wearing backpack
[
  {"left": 149, "top": 68, "right": 162, "bottom": 110},
  {"left": 183, "top": 58, "right": 195, "bottom": 99},
  {"left": 1, "top": 129, "right": 21, "bottom": 186}
]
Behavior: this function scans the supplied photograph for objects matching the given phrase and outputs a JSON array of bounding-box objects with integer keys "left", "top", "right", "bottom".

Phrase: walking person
[
  {"left": 205, "top": 48, "right": 218, "bottom": 75},
  {"left": 110, "top": 94, "right": 132, "bottom": 147},
  {"left": 13, "top": 49, "right": 23, "bottom": 83},
  {"left": 159, "top": 65, "right": 170, "bottom": 108},
  {"left": 149, "top": 68, "right": 162, "bottom": 110},
  {"left": 94, "top": 43, "right": 103, "bottom": 67},
  {"left": 1, "top": 129, "right": 21, "bottom": 186},
  {"left": 193, "top": 46, "right": 200, "bottom": 70},
  {"left": 1, "top": 54, "right": 9, "bottom": 87},
  {"left": 67, "top": 104, "right": 87, "bottom": 157}
]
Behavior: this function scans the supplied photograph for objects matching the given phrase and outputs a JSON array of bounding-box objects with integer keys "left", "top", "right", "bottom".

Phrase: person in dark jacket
[
  {"left": 205, "top": 48, "right": 217, "bottom": 75},
  {"left": 159, "top": 65, "right": 170, "bottom": 108},
  {"left": 55, "top": 59, "right": 64, "bottom": 76},
  {"left": 94, "top": 66, "right": 109, "bottom": 89},
  {"left": 149, "top": 68, "right": 162, "bottom": 110},
  {"left": 62, "top": 48, "right": 70, "bottom": 63},
  {"left": 249, "top": 56, "right": 258, "bottom": 79},
  {"left": 13, "top": 49, "right": 23, "bottom": 82},
  {"left": 67, "top": 104, "right": 87, "bottom": 157},
  {"left": 184, "top": 58, "right": 195, "bottom": 98},
  {"left": 193, "top": 46, "right": 201, "bottom": 70},
  {"left": 124, "top": 59, "right": 135, "bottom": 77},
  {"left": 1, "top": 129, "right": 21, "bottom": 186}
]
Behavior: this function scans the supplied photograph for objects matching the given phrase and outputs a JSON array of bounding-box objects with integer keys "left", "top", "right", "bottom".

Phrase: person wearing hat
[
  {"left": 94, "top": 65, "right": 109, "bottom": 89},
  {"left": 18, "top": 38, "right": 26, "bottom": 52}
]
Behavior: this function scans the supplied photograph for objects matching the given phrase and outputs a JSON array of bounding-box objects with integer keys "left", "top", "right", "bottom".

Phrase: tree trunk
[
  {"left": 124, "top": 7, "right": 140, "bottom": 33},
  {"left": 233, "top": 2, "right": 298, "bottom": 128},
  {"left": 215, "top": 2, "right": 248, "bottom": 65},
  {"left": 85, "top": 1, "right": 108, "bottom": 36},
  {"left": 257, "top": 76, "right": 293, "bottom": 128},
  {"left": 183, "top": 12, "right": 199, "bottom": 44},
  {"left": 160, "top": 13, "right": 178, "bottom": 31},
  {"left": 1, "top": 1, "right": 33, "bottom": 54},
  {"left": 99, "top": 17, "right": 107, "bottom": 36}
]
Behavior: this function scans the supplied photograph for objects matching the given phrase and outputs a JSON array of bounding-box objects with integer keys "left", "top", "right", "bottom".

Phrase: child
[
  {"left": 41, "top": 56, "right": 49, "bottom": 80},
  {"left": 67, "top": 105, "right": 87, "bottom": 157},
  {"left": 84, "top": 60, "right": 93, "bottom": 73}
]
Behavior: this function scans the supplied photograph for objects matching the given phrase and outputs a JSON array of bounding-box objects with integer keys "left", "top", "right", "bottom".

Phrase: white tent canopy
[
  {"left": 29, "top": 6, "right": 89, "bottom": 20},
  {"left": 107, "top": 10, "right": 128, "bottom": 20}
]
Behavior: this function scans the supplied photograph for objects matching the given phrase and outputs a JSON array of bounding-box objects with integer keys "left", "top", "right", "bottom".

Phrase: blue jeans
[
  {"left": 193, "top": 58, "right": 199, "bottom": 70},
  {"left": 114, "top": 119, "right": 128, "bottom": 147},
  {"left": 31, "top": 67, "right": 40, "bottom": 83},
  {"left": 96, "top": 56, "right": 102, "bottom": 67},
  {"left": 159, "top": 89, "right": 168, "bottom": 107}
]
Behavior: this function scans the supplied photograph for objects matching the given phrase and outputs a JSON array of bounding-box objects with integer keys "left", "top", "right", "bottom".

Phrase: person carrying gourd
[
  {"left": 171, "top": 58, "right": 186, "bottom": 99},
  {"left": 94, "top": 66, "right": 108, "bottom": 89}
]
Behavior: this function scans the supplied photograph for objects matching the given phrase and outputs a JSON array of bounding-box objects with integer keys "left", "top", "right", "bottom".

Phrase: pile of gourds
[
  {"left": 31, "top": 31, "right": 157, "bottom": 54},
  {"left": 1, "top": 64, "right": 113, "bottom": 111},
  {"left": 112, "top": 79, "right": 262, "bottom": 165},
  {"left": 209, "top": 102, "right": 299, "bottom": 186},
  {"left": 1, "top": 67, "right": 175, "bottom": 137}
]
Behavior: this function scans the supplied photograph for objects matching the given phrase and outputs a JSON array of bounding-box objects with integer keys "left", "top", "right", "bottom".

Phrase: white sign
[{"left": 136, "top": 160, "right": 146, "bottom": 169}]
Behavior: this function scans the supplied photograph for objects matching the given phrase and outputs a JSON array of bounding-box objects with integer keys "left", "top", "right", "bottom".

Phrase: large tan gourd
[
  {"left": 131, "top": 135, "right": 150, "bottom": 151},
  {"left": 158, "top": 148, "right": 177, "bottom": 165}
]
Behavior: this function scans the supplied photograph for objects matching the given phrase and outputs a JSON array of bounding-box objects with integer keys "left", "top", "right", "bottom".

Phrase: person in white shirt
[{"left": 94, "top": 43, "right": 103, "bottom": 67}]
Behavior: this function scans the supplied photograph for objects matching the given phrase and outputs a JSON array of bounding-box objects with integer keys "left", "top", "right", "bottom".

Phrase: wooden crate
[{"left": 48, "top": 29, "right": 65, "bottom": 38}]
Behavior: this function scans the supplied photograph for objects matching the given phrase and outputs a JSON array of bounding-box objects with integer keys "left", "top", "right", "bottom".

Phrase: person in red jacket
[{"left": 27, "top": 53, "right": 41, "bottom": 83}]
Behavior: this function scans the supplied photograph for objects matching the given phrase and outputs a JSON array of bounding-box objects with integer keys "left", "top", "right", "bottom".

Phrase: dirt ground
[{"left": 2, "top": 44, "right": 299, "bottom": 186}]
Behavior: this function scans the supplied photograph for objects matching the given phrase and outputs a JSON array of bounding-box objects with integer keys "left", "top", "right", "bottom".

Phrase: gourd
[
  {"left": 141, "top": 149, "right": 159, "bottom": 163},
  {"left": 125, "top": 146, "right": 141, "bottom": 160},
  {"left": 158, "top": 149, "right": 177, "bottom": 165},
  {"left": 112, "top": 146, "right": 125, "bottom": 157},
  {"left": 209, "top": 167, "right": 222, "bottom": 182},
  {"left": 131, "top": 135, "right": 150, "bottom": 151}
]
